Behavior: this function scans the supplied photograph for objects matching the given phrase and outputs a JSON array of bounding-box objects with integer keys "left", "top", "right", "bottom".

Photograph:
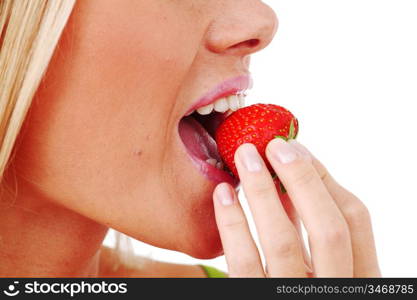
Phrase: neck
[{"left": 0, "top": 180, "right": 109, "bottom": 277}]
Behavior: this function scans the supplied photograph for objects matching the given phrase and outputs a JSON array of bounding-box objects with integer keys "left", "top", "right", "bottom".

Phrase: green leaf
[
  {"left": 275, "top": 119, "right": 297, "bottom": 141},
  {"left": 288, "top": 119, "right": 296, "bottom": 140},
  {"left": 293, "top": 119, "right": 299, "bottom": 139},
  {"left": 275, "top": 135, "right": 287, "bottom": 141}
]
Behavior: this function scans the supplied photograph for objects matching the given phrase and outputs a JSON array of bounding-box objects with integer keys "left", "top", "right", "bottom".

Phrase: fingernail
[
  {"left": 288, "top": 140, "right": 313, "bottom": 162},
  {"left": 237, "top": 143, "right": 263, "bottom": 172},
  {"left": 215, "top": 183, "right": 235, "bottom": 206},
  {"left": 268, "top": 139, "right": 298, "bottom": 164}
]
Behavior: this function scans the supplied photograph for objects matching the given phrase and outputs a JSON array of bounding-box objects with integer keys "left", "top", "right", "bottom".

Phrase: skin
[
  {"left": 0, "top": 0, "right": 380, "bottom": 277},
  {"left": 0, "top": 0, "right": 278, "bottom": 276},
  {"left": 214, "top": 141, "right": 381, "bottom": 277}
]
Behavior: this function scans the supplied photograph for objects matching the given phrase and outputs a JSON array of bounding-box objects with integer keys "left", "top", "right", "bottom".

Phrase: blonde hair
[{"left": 0, "top": 0, "right": 137, "bottom": 274}]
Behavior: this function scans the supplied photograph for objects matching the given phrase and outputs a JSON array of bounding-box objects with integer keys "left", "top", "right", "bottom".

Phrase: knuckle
[
  {"left": 316, "top": 223, "right": 350, "bottom": 246},
  {"left": 251, "top": 183, "right": 273, "bottom": 199},
  {"left": 269, "top": 235, "right": 300, "bottom": 258},
  {"left": 221, "top": 216, "right": 246, "bottom": 231},
  {"left": 343, "top": 199, "right": 371, "bottom": 228},
  {"left": 290, "top": 166, "right": 316, "bottom": 187}
]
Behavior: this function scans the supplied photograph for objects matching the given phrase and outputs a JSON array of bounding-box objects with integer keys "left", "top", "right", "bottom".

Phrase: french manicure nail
[
  {"left": 269, "top": 138, "right": 298, "bottom": 164},
  {"left": 288, "top": 140, "right": 312, "bottom": 162},
  {"left": 215, "top": 183, "right": 234, "bottom": 206},
  {"left": 238, "top": 143, "right": 263, "bottom": 172}
]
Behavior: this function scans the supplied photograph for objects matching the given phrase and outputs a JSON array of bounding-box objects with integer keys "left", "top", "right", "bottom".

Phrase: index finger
[
  {"left": 234, "top": 143, "right": 307, "bottom": 277},
  {"left": 290, "top": 141, "right": 381, "bottom": 277},
  {"left": 266, "top": 138, "right": 353, "bottom": 277}
]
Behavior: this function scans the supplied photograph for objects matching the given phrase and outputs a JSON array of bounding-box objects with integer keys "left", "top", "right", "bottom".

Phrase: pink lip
[
  {"left": 178, "top": 114, "right": 240, "bottom": 189},
  {"left": 185, "top": 75, "right": 253, "bottom": 116},
  {"left": 188, "top": 153, "right": 240, "bottom": 189},
  {"left": 179, "top": 75, "right": 252, "bottom": 189}
]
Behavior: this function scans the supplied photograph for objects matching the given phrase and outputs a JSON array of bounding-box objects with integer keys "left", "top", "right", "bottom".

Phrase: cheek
[
  {"left": 71, "top": 0, "right": 198, "bottom": 102},
  {"left": 13, "top": 101, "right": 139, "bottom": 201},
  {"left": 13, "top": 0, "right": 197, "bottom": 196},
  {"left": 9, "top": 0, "right": 221, "bottom": 258}
]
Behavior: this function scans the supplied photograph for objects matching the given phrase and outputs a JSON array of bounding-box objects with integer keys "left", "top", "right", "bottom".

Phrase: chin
[
  {"left": 182, "top": 229, "right": 224, "bottom": 260},
  {"left": 179, "top": 196, "right": 224, "bottom": 259}
]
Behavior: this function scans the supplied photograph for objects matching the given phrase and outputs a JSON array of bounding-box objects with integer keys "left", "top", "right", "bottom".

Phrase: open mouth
[{"left": 178, "top": 93, "right": 246, "bottom": 188}]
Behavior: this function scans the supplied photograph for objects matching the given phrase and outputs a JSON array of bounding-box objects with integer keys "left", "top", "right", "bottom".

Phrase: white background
[{"left": 105, "top": 0, "right": 417, "bottom": 277}]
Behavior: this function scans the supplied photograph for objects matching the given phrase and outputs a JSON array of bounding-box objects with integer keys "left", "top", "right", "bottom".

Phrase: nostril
[
  {"left": 246, "top": 39, "right": 261, "bottom": 48},
  {"left": 230, "top": 39, "right": 260, "bottom": 50}
]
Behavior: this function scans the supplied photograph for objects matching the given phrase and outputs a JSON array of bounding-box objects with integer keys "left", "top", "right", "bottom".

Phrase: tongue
[
  {"left": 178, "top": 116, "right": 222, "bottom": 162},
  {"left": 192, "top": 111, "right": 230, "bottom": 138}
]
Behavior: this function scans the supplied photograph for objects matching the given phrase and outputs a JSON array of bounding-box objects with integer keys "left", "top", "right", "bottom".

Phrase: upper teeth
[{"left": 193, "top": 94, "right": 246, "bottom": 116}]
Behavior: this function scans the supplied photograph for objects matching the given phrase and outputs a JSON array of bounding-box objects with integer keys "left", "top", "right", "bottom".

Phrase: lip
[
  {"left": 178, "top": 115, "right": 240, "bottom": 189},
  {"left": 184, "top": 74, "right": 253, "bottom": 116},
  {"left": 179, "top": 75, "right": 252, "bottom": 189},
  {"left": 187, "top": 153, "right": 240, "bottom": 189}
]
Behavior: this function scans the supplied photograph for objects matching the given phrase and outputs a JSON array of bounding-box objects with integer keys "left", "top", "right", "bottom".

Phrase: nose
[{"left": 205, "top": 1, "right": 278, "bottom": 56}]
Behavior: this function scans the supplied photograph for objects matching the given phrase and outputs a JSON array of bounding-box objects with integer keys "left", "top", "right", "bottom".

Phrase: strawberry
[{"left": 215, "top": 103, "right": 299, "bottom": 193}]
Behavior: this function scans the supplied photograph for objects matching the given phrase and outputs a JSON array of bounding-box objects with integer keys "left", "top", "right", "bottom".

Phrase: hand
[{"left": 213, "top": 139, "right": 381, "bottom": 277}]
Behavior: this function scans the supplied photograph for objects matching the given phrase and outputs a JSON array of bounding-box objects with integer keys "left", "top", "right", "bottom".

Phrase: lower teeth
[
  {"left": 215, "top": 161, "right": 224, "bottom": 170},
  {"left": 205, "top": 158, "right": 217, "bottom": 166},
  {"left": 205, "top": 158, "right": 224, "bottom": 170}
]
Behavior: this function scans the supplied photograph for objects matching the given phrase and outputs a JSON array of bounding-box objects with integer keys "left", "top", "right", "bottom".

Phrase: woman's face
[{"left": 11, "top": 0, "right": 277, "bottom": 258}]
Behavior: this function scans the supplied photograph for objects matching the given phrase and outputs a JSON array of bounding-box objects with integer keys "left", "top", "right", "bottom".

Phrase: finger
[
  {"left": 279, "top": 191, "right": 313, "bottom": 273},
  {"left": 234, "top": 143, "right": 306, "bottom": 277},
  {"left": 290, "top": 141, "right": 381, "bottom": 277},
  {"left": 266, "top": 139, "right": 353, "bottom": 277},
  {"left": 213, "top": 182, "right": 265, "bottom": 277}
]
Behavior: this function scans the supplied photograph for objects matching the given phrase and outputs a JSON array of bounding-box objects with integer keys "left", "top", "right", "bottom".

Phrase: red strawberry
[{"left": 215, "top": 103, "right": 299, "bottom": 193}]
